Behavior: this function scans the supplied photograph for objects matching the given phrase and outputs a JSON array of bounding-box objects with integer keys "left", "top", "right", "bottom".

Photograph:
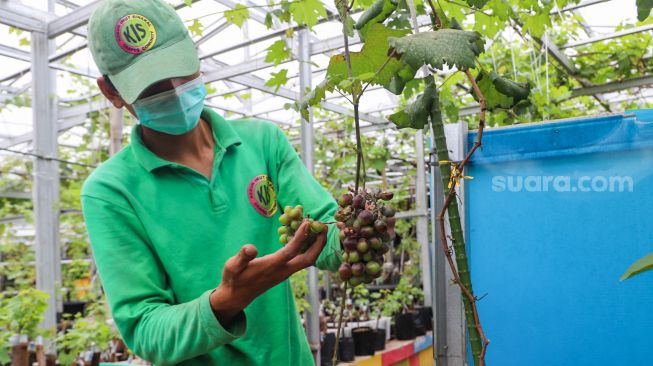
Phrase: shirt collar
[{"left": 131, "top": 107, "right": 243, "bottom": 172}]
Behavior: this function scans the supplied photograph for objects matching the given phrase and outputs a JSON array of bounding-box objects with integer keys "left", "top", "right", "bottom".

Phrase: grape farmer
[{"left": 81, "top": 0, "right": 345, "bottom": 364}]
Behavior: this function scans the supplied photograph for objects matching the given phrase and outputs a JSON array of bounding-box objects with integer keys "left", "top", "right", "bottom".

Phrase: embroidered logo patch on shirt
[
  {"left": 115, "top": 14, "right": 157, "bottom": 54},
  {"left": 247, "top": 174, "right": 278, "bottom": 217}
]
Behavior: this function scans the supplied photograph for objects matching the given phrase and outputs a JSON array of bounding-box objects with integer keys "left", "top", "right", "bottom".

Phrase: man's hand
[{"left": 210, "top": 222, "right": 327, "bottom": 325}]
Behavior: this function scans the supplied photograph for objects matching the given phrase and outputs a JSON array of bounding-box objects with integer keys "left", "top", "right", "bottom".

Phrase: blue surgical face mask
[{"left": 133, "top": 76, "right": 208, "bottom": 135}]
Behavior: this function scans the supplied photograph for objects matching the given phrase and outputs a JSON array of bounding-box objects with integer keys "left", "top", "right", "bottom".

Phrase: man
[{"left": 81, "top": 0, "right": 343, "bottom": 365}]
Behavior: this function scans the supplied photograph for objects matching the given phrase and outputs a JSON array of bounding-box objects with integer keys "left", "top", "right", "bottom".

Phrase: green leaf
[
  {"left": 521, "top": 8, "right": 551, "bottom": 38},
  {"left": 19, "top": 38, "right": 30, "bottom": 47},
  {"left": 473, "top": 70, "right": 531, "bottom": 110},
  {"left": 389, "top": 77, "right": 437, "bottom": 129},
  {"left": 354, "top": 0, "right": 399, "bottom": 40},
  {"left": 184, "top": 0, "right": 193, "bottom": 6},
  {"left": 297, "top": 80, "right": 328, "bottom": 121},
  {"left": 225, "top": 4, "right": 250, "bottom": 28},
  {"left": 389, "top": 29, "right": 485, "bottom": 72},
  {"left": 621, "top": 252, "right": 653, "bottom": 281},
  {"left": 637, "top": 0, "right": 653, "bottom": 21},
  {"left": 290, "top": 0, "right": 327, "bottom": 29},
  {"left": 464, "top": 0, "right": 488, "bottom": 8},
  {"left": 265, "top": 69, "right": 289, "bottom": 92},
  {"left": 188, "top": 19, "right": 203, "bottom": 37},
  {"left": 265, "top": 40, "right": 291, "bottom": 66},
  {"left": 327, "top": 24, "right": 414, "bottom": 94},
  {"left": 264, "top": 12, "right": 274, "bottom": 29}
]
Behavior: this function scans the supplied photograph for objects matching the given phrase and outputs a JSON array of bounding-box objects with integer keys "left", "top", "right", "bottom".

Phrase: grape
[
  {"left": 339, "top": 263, "right": 352, "bottom": 280},
  {"left": 348, "top": 251, "right": 361, "bottom": 263},
  {"left": 369, "top": 237, "right": 382, "bottom": 250},
  {"left": 374, "top": 220, "right": 387, "bottom": 233},
  {"left": 351, "top": 263, "right": 365, "bottom": 276},
  {"left": 360, "top": 226, "right": 374, "bottom": 238},
  {"left": 365, "top": 261, "right": 381, "bottom": 276},
  {"left": 343, "top": 237, "right": 358, "bottom": 252},
  {"left": 356, "top": 239, "right": 369, "bottom": 253},
  {"left": 379, "top": 191, "right": 394, "bottom": 201},
  {"left": 381, "top": 206, "right": 395, "bottom": 218},
  {"left": 310, "top": 221, "right": 326, "bottom": 234},
  {"left": 338, "top": 193, "right": 353, "bottom": 207},
  {"left": 352, "top": 194, "right": 365, "bottom": 209},
  {"left": 335, "top": 188, "right": 396, "bottom": 287},
  {"left": 277, "top": 204, "right": 327, "bottom": 253},
  {"left": 279, "top": 214, "right": 290, "bottom": 225},
  {"left": 357, "top": 210, "right": 373, "bottom": 225}
]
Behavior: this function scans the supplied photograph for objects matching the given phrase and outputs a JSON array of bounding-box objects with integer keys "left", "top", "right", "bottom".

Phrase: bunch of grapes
[
  {"left": 278, "top": 205, "right": 327, "bottom": 252},
  {"left": 336, "top": 190, "right": 396, "bottom": 287}
]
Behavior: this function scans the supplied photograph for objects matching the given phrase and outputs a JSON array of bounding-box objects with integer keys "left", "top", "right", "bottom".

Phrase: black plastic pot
[
  {"left": 395, "top": 313, "right": 417, "bottom": 340},
  {"left": 372, "top": 328, "right": 386, "bottom": 351},
  {"left": 320, "top": 333, "right": 336, "bottom": 366},
  {"left": 411, "top": 310, "right": 427, "bottom": 336},
  {"left": 417, "top": 306, "right": 433, "bottom": 331},
  {"left": 338, "top": 337, "right": 355, "bottom": 362},
  {"left": 352, "top": 327, "right": 375, "bottom": 356}
]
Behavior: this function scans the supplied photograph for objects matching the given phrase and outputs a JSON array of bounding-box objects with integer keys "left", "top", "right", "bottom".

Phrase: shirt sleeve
[
  {"left": 81, "top": 195, "right": 246, "bottom": 366},
  {"left": 272, "top": 127, "right": 343, "bottom": 272}
]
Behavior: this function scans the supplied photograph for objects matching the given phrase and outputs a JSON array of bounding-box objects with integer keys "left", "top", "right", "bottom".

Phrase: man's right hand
[{"left": 209, "top": 221, "right": 327, "bottom": 325}]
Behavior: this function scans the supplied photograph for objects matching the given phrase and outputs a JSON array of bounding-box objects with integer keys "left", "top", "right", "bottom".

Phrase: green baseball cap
[{"left": 88, "top": 0, "right": 200, "bottom": 104}]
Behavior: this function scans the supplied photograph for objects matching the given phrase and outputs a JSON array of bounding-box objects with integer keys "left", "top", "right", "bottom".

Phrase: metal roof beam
[
  {"left": 571, "top": 75, "right": 653, "bottom": 97},
  {"left": 561, "top": 24, "right": 653, "bottom": 49},
  {"left": 0, "top": 0, "right": 48, "bottom": 32},
  {"left": 47, "top": 0, "right": 100, "bottom": 38}
]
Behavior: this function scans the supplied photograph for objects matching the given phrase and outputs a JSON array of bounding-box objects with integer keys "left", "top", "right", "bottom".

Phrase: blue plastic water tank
[{"left": 464, "top": 110, "right": 653, "bottom": 366}]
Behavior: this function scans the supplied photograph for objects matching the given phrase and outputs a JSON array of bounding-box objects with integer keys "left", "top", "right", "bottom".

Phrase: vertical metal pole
[
  {"left": 109, "top": 107, "right": 123, "bottom": 156},
  {"left": 298, "top": 27, "right": 320, "bottom": 365},
  {"left": 242, "top": 22, "right": 253, "bottom": 115},
  {"left": 429, "top": 133, "right": 447, "bottom": 366},
  {"left": 406, "top": 0, "right": 433, "bottom": 308},
  {"left": 31, "top": 27, "right": 60, "bottom": 331}
]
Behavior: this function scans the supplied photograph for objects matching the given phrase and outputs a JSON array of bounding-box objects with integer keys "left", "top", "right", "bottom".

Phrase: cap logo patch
[
  {"left": 115, "top": 14, "right": 157, "bottom": 54},
  {"left": 247, "top": 174, "right": 278, "bottom": 217}
]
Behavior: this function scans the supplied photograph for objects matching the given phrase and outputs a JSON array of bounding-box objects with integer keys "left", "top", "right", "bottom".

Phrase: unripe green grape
[
  {"left": 369, "top": 237, "right": 382, "bottom": 250},
  {"left": 365, "top": 261, "right": 381, "bottom": 275},
  {"left": 360, "top": 226, "right": 374, "bottom": 238},
  {"left": 291, "top": 220, "right": 302, "bottom": 230},
  {"left": 278, "top": 226, "right": 288, "bottom": 235},
  {"left": 279, "top": 234, "right": 288, "bottom": 245},
  {"left": 356, "top": 239, "right": 369, "bottom": 253},
  {"left": 310, "top": 221, "right": 326, "bottom": 234},
  {"left": 279, "top": 214, "right": 290, "bottom": 225},
  {"left": 284, "top": 206, "right": 293, "bottom": 214},
  {"left": 363, "top": 252, "right": 373, "bottom": 262},
  {"left": 348, "top": 251, "right": 360, "bottom": 263},
  {"left": 290, "top": 208, "right": 302, "bottom": 220},
  {"left": 349, "top": 276, "right": 363, "bottom": 287}
]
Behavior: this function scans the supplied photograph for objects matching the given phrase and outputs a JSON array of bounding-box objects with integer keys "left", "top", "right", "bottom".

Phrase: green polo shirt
[{"left": 81, "top": 108, "right": 342, "bottom": 366}]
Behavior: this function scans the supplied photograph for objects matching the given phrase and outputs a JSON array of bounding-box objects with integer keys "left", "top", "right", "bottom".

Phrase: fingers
[
  {"left": 224, "top": 244, "right": 258, "bottom": 277},
  {"left": 277, "top": 221, "right": 310, "bottom": 261},
  {"left": 289, "top": 228, "right": 328, "bottom": 270}
]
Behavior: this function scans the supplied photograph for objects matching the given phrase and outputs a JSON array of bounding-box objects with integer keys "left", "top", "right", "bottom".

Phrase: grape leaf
[
  {"left": 188, "top": 19, "right": 203, "bottom": 37},
  {"left": 389, "top": 77, "right": 437, "bottom": 129},
  {"left": 621, "top": 252, "right": 653, "bottom": 281},
  {"left": 355, "top": 0, "right": 399, "bottom": 40},
  {"left": 184, "top": 0, "right": 193, "bottom": 6},
  {"left": 389, "top": 29, "right": 485, "bottom": 71},
  {"left": 264, "top": 12, "right": 274, "bottom": 29},
  {"left": 290, "top": 0, "right": 327, "bottom": 29},
  {"left": 472, "top": 70, "right": 531, "bottom": 111},
  {"left": 465, "top": 0, "right": 489, "bottom": 8},
  {"left": 265, "top": 40, "right": 291, "bottom": 66},
  {"left": 327, "top": 24, "right": 414, "bottom": 93},
  {"left": 297, "top": 80, "right": 328, "bottom": 121},
  {"left": 637, "top": 0, "right": 653, "bottom": 21},
  {"left": 265, "top": 69, "right": 289, "bottom": 92},
  {"left": 225, "top": 4, "right": 250, "bottom": 28}
]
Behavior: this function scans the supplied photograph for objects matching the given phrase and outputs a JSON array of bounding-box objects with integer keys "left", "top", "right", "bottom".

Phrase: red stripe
[{"left": 381, "top": 343, "right": 414, "bottom": 365}]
